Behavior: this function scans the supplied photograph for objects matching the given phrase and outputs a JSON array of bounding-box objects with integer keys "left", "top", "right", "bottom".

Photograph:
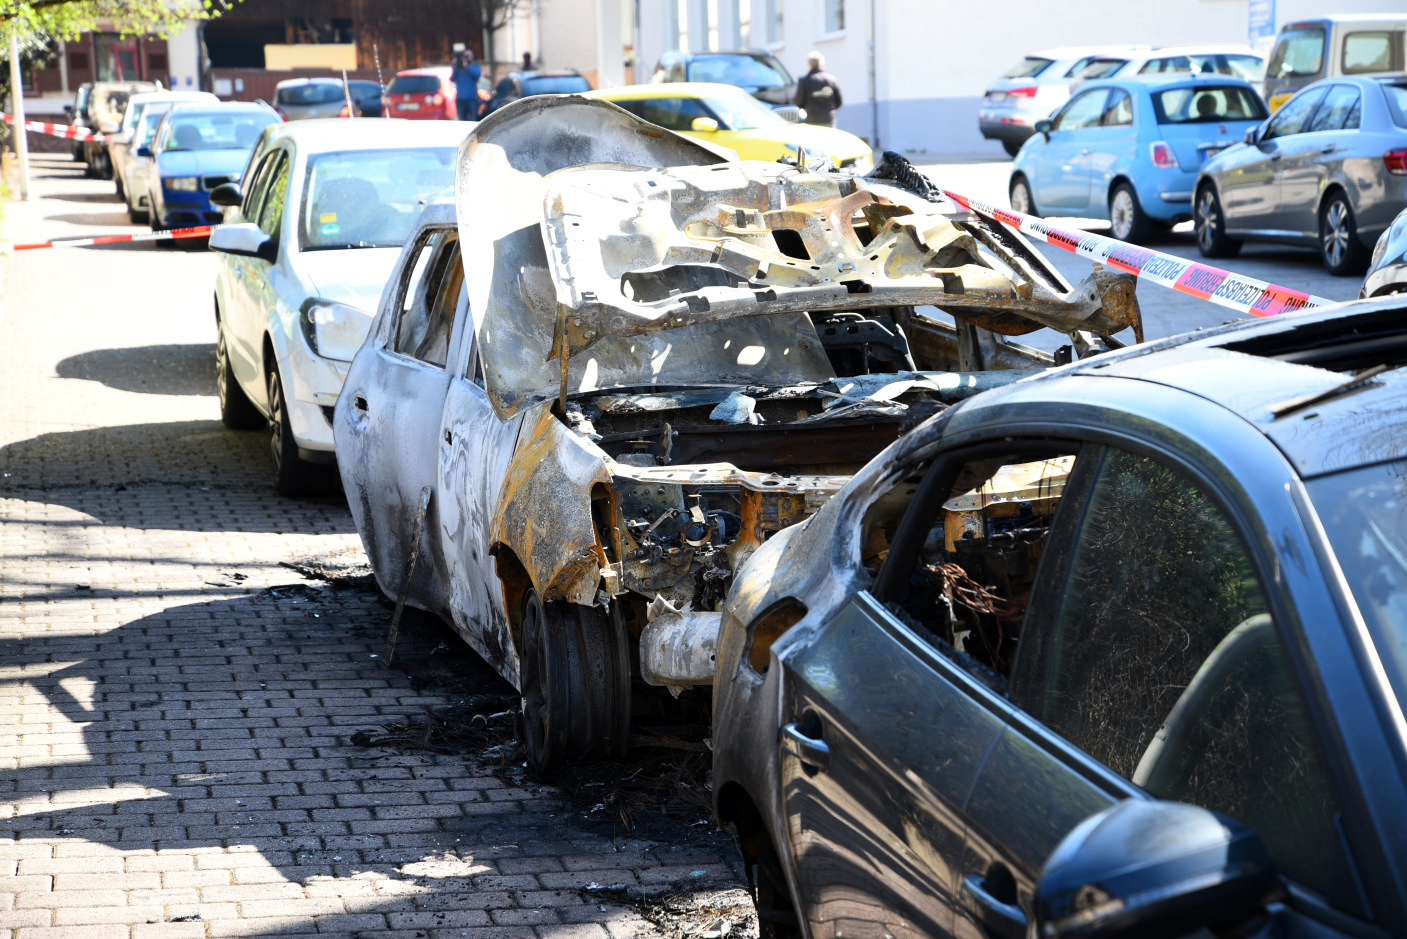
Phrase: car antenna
[
  {"left": 373, "top": 43, "right": 384, "bottom": 91},
  {"left": 1267, "top": 363, "right": 1392, "bottom": 420}
]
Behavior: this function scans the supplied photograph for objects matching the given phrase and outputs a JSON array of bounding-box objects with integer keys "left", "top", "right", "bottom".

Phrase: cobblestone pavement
[{"left": 1, "top": 157, "right": 746, "bottom": 939}]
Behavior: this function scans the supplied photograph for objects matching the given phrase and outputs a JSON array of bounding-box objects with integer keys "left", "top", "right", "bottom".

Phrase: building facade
[{"left": 636, "top": 0, "right": 1407, "bottom": 158}]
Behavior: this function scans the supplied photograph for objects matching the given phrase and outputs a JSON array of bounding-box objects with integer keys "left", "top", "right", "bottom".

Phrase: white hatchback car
[{"left": 208, "top": 118, "right": 474, "bottom": 495}]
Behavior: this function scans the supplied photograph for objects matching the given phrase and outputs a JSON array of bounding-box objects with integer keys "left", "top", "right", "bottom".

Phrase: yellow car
[{"left": 586, "top": 82, "right": 873, "bottom": 172}]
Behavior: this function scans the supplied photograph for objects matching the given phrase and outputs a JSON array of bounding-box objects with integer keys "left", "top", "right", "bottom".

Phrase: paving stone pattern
[{"left": 1, "top": 157, "right": 742, "bottom": 939}]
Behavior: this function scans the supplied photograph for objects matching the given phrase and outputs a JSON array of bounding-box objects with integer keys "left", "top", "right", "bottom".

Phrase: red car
[{"left": 384, "top": 67, "right": 456, "bottom": 120}]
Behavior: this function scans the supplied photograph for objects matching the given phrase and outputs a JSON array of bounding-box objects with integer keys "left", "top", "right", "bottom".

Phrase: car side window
[
  {"left": 1261, "top": 86, "right": 1328, "bottom": 140},
  {"left": 1100, "top": 89, "right": 1133, "bottom": 126},
  {"left": 642, "top": 96, "right": 710, "bottom": 131},
  {"left": 1307, "top": 84, "right": 1362, "bottom": 132},
  {"left": 395, "top": 232, "right": 461, "bottom": 368},
  {"left": 256, "top": 153, "right": 290, "bottom": 240},
  {"left": 241, "top": 151, "right": 279, "bottom": 224},
  {"left": 1052, "top": 89, "right": 1108, "bottom": 132},
  {"left": 1012, "top": 447, "right": 1342, "bottom": 899}
]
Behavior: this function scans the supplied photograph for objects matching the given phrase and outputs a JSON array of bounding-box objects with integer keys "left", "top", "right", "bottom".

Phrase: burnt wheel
[
  {"left": 753, "top": 830, "right": 802, "bottom": 939},
  {"left": 519, "top": 590, "right": 630, "bottom": 772}
]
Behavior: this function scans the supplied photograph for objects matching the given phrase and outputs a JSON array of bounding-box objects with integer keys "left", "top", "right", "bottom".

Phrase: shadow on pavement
[
  {"left": 56, "top": 343, "right": 217, "bottom": 396},
  {"left": 43, "top": 191, "right": 124, "bottom": 204},
  {"left": 43, "top": 211, "right": 137, "bottom": 227}
]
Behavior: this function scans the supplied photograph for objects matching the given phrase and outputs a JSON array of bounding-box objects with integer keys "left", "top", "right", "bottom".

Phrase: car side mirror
[
  {"left": 1244, "top": 126, "right": 1259, "bottom": 146},
  {"left": 136, "top": 145, "right": 152, "bottom": 158},
  {"left": 209, "top": 182, "right": 244, "bottom": 207},
  {"left": 63, "top": 104, "right": 74, "bottom": 117},
  {"left": 690, "top": 116, "right": 720, "bottom": 133},
  {"left": 209, "top": 222, "right": 276, "bottom": 262},
  {"left": 1035, "top": 800, "right": 1281, "bottom": 939},
  {"left": 1034, "top": 119, "right": 1053, "bottom": 139}
]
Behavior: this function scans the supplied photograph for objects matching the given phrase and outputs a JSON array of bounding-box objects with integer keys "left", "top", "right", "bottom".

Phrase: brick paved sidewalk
[{"left": 1, "top": 157, "right": 746, "bottom": 939}]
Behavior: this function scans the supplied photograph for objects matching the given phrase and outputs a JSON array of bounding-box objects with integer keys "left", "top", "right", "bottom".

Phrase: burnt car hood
[{"left": 458, "top": 96, "right": 1141, "bottom": 419}]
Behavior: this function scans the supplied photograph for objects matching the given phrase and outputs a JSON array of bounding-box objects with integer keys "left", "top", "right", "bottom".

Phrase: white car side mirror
[{"left": 209, "top": 222, "right": 276, "bottom": 262}]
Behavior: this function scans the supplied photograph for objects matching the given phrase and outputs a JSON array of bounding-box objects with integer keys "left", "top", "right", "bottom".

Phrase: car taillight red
[
  {"left": 1007, "top": 86, "right": 1038, "bottom": 98},
  {"left": 338, "top": 104, "right": 351, "bottom": 118},
  {"left": 1385, "top": 149, "right": 1407, "bottom": 175},
  {"left": 1150, "top": 141, "right": 1179, "bottom": 169},
  {"left": 274, "top": 107, "right": 287, "bottom": 122}
]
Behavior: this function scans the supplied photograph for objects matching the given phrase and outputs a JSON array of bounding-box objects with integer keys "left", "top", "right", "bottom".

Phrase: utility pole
[{"left": 8, "top": 22, "right": 30, "bottom": 201}]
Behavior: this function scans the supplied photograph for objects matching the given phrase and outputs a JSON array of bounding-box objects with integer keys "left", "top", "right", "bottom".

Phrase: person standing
[
  {"left": 795, "top": 51, "right": 843, "bottom": 127},
  {"left": 522, "top": 52, "right": 536, "bottom": 71},
  {"left": 451, "top": 43, "right": 481, "bottom": 121}
]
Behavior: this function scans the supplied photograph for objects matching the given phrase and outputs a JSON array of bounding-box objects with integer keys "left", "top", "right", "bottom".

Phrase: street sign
[{"left": 1249, "top": 0, "right": 1277, "bottom": 54}]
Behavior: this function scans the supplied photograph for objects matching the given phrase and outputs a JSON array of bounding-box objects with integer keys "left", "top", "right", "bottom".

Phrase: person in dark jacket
[
  {"left": 795, "top": 51, "right": 843, "bottom": 127},
  {"left": 451, "top": 44, "right": 482, "bottom": 121}
]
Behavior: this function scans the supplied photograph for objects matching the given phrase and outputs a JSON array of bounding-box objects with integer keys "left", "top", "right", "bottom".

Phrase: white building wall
[{"left": 166, "top": 23, "right": 202, "bottom": 91}]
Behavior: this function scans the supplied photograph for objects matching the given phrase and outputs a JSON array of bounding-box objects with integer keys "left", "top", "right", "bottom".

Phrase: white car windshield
[
  {"left": 705, "top": 94, "right": 786, "bottom": 130},
  {"left": 299, "top": 147, "right": 457, "bottom": 251}
]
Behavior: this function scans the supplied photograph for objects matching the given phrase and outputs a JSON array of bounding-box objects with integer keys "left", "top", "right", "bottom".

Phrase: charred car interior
[{"left": 338, "top": 94, "right": 1151, "bottom": 770}]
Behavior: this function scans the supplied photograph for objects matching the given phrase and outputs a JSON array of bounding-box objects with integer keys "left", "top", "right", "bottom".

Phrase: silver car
[
  {"left": 273, "top": 78, "right": 352, "bottom": 121},
  {"left": 1193, "top": 75, "right": 1407, "bottom": 276},
  {"left": 979, "top": 45, "right": 1146, "bottom": 156}
]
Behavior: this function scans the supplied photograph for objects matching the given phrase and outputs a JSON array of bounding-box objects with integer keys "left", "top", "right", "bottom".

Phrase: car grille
[
  {"left": 202, "top": 175, "right": 235, "bottom": 191},
  {"left": 772, "top": 105, "right": 804, "bottom": 123}
]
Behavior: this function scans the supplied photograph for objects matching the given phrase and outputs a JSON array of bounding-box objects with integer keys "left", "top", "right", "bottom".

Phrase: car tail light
[
  {"left": 274, "top": 107, "right": 287, "bottom": 122},
  {"left": 1150, "top": 141, "right": 1180, "bottom": 169},
  {"left": 1007, "top": 86, "right": 1038, "bottom": 98},
  {"left": 1385, "top": 149, "right": 1407, "bottom": 175},
  {"left": 338, "top": 103, "right": 351, "bottom": 118}
]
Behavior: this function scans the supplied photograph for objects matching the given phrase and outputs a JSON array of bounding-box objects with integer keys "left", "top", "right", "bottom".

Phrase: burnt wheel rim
[
  {"left": 1324, "top": 200, "right": 1350, "bottom": 267},
  {"left": 1195, "top": 190, "right": 1219, "bottom": 251},
  {"left": 267, "top": 372, "right": 284, "bottom": 471},
  {"left": 1111, "top": 189, "right": 1135, "bottom": 240}
]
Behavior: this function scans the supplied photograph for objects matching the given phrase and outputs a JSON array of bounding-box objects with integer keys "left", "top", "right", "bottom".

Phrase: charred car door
[{"left": 338, "top": 226, "right": 463, "bottom": 612}]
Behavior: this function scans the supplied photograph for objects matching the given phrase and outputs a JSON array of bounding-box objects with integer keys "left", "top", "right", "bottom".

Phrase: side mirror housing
[
  {"left": 690, "top": 116, "right": 720, "bottom": 133},
  {"left": 1035, "top": 800, "right": 1280, "bottom": 939},
  {"left": 209, "top": 222, "right": 276, "bottom": 262},
  {"left": 63, "top": 104, "right": 74, "bottom": 117},
  {"left": 136, "top": 145, "right": 153, "bottom": 158},
  {"left": 1034, "top": 119, "right": 1053, "bottom": 138},
  {"left": 209, "top": 182, "right": 244, "bottom": 207},
  {"left": 1244, "top": 126, "right": 1260, "bottom": 146}
]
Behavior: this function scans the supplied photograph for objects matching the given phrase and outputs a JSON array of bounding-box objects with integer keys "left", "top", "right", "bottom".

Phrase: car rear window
[
  {"left": 277, "top": 83, "right": 343, "bottom": 106},
  {"left": 1267, "top": 27, "right": 1325, "bottom": 78},
  {"left": 520, "top": 74, "right": 592, "bottom": 96},
  {"left": 1152, "top": 85, "right": 1266, "bottom": 123},
  {"left": 387, "top": 75, "right": 441, "bottom": 95},
  {"left": 1002, "top": 57, "right": 1053, "bottom": 79},
  {"left": 1139, "top": 53, "right": 1265, "bottom": 83},
  {"left": 1075, "top": 58, "right": 1129, "bottom": 79},
  {"left": 686, "top": 53, "right": 790, "bottom": 89},
  {"left": 1380, "top": 82, "right": 1407, "bottom": 128},
  {"left": 1343, "top": 30, "right": 1404, "bottom": 74}
]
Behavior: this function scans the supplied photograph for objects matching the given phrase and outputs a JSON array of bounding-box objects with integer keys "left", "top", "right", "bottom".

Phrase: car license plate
[
  {"left": 397, "top": 102, "right": 421, "bottom": 111},
  {"left": 1200, "top": 145, "right": 1226, "bottom": 162},
  {"left": 990, "top": 91, "right": 1008, "bottom": 102}
]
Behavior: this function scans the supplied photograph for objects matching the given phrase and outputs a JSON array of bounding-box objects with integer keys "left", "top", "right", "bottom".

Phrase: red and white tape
[
  {"left": 941, "top": 189, "right": 1331, "bottom": 318},
  {"left": 1, "top": 225, "right": 215, "bottom": 254},
  {"left": 1, "top": 112, "right": 113, "bottom": 142}
]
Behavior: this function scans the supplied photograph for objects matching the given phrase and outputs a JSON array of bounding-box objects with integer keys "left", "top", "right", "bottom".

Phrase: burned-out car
[
  {"left": 711, "top": 297, "right": 1407, "bottom": 939},
  {"left": 335, "top": 95, "right": 1146, "bottom": 771}
]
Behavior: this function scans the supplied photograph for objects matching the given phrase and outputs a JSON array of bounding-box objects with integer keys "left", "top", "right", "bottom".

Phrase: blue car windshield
[
  {"left": 299, "top": 147, "right": 457, "bottom": 251},
  {"left": 686, "top": 54, "right": 790, "bottom": 89},
  {"left": 1152, "top": 86, "right": 1266, "bottom": 123},
  {"left": 1308, "top": 459, "right": 1407, "bottom": 715},
  {"left": 161, "top": 112, "right": 277, "bottom": 151}
]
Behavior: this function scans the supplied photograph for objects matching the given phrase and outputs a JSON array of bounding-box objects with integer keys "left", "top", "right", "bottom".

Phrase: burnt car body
[
  {"left": 335, "top": 95, "right": 1148, "bottom": 771},
  {"left": 711, "top": 297, "right": 1407, "bottom": 939}
]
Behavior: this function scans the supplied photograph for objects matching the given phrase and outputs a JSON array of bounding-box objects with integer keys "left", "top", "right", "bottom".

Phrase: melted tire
[{"left": 520, "top": 590, "right": 630, "bottom": 772}]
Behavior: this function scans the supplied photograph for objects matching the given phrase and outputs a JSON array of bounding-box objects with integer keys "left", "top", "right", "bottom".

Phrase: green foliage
[{"left": 2, "top": 1, "right": 241, "bottom": 53}]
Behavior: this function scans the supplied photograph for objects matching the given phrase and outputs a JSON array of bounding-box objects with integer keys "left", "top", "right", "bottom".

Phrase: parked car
[
  {"left": 83, "top": 80, "right": 160, "bottom": 178},
  {"left": 346, "top": 80, "right": 384, "bottom": 117},
  {"left": 335, "top": 96, "right": 1143, "bottom": 774},
  {"left": 1359, "top": 204, "right": 1407, "bottom": 297},
  {"left": 110, "top": 91, "right": 218, "bottom": 206},
  {"left": 588, "top": 82, "right": 873, "bottom": 172},
  {"left": 1072, "top": 44, "right": 1265, "bottom": 85},
  {"left": 1010, "top": 76, "right": 1266, "bottom": 242},
  {"left": 63, "top": 82, "right": 93, "bottom": 161},
  {"left": 980, "top": 46, "right": 1147, "bottom": 156},
  {"left": 384, "top": 68, "right": 456, "bottom": 120},
  {"left": 144, "top": 102, "right": 280, "bottom": 232},
  {"left": 208, "top": 118, "right": 472, "bottom": 495},
  {"left": 1264, "top": 14, "right": 1406, "bottom": 112},
  {"left": 485, "top": 69, "right": 592, "bottom": 114},
  {"left": 651, "top": 49, "right": 796, "bottom": 108},
  {"left": 1193, "top": 75, "right": 1407, "bottom": 275},
  {"left": 712, "top": 295, "right": 1407, "bottom": 939}
]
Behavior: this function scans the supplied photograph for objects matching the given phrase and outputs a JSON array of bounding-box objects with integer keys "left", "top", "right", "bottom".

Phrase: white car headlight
[
  {"left": 165, "top": 176, "right": 200, "bottom": 192},
  {"left": 302, "top": 301, "right": 373, "bottom": 362}
]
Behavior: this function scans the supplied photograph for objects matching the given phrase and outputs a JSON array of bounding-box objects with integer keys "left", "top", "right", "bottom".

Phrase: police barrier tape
[
  {"left": 1, "top": 112, "right": 112, "bottom": 142},
  {"left": 939, "top": 188, "right": 1332, "bottom": 318},
  {"left": 1, "top": 225, "right": 215, "bottom": 253}
]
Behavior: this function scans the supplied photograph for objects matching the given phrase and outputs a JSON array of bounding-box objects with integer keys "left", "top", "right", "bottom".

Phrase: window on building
[{"left": 824, "top": 0, "right": 845, "bottom": 33}]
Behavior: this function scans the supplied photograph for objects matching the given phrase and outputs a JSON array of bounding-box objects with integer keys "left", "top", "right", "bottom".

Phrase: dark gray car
[
  {"left": 273, "top": 78, "right": 381, "bottom": 120},
  {"left": 712, "top": 296, "right": 1407, "bottom": 939},
  {"left": 1193, "top": 75, "right": 1407, "bottom": 275}
]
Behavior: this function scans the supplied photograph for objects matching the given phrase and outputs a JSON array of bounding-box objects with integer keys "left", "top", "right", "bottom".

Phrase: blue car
[
  {"left": 1009, "top": 76, "right": 1268, "bottom": 243},
  {"left": 142, "top": 103, "right": 280, "bottom": 231}
]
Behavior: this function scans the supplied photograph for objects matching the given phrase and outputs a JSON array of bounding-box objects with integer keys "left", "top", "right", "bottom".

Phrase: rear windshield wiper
[{"left": 1268, "top": 363, "right": 1393, "bottom": 419}]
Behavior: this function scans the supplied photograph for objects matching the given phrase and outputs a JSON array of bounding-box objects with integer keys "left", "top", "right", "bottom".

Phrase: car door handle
[
  {"left": 1320, "top": 144, "right": 1338, "bottom": 154},
  {"left": 781, "top": 722, "right": 829, "bottom": 772},
  {"left": 443, "top": 428, "right": 452, "bottom": 445},
  {"left": 960, "top": 873, "right": 1026, "bottom": 939}
]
